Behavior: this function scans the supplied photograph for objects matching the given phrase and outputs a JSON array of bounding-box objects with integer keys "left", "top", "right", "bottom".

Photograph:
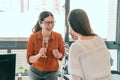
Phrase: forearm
[
  {"left": 29, "top": 48, "right": 47, "bottom": 63},
  {"left": 29, "top": 53, "right": 41, "bottom": 63}
]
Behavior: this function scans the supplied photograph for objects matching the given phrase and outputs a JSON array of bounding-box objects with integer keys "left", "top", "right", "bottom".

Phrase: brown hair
[
  {"left": 68, "top": 9, "right": 96, "bottom": 36},
  {"left": 32, "top": 11, "right": 54, "bottom": 33}
]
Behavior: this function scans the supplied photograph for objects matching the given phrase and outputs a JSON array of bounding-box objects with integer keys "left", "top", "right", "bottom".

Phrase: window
[{"left": 0, "top": 0, "right": 65, "bottom": 38}]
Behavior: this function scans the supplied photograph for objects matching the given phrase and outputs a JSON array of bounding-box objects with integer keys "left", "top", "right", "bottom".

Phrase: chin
[{"left": 47, "top": 30, "right": 52, "bottom": 32}]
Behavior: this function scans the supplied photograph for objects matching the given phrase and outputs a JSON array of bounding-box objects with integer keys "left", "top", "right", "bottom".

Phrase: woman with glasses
[{"left": 26, "top": 11, "right": 65, "bottom": 80}]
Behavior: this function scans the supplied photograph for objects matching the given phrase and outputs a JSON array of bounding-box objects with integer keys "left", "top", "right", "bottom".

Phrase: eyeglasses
[{"left": 43, "top": 21, "right": 55, "bottom": 25}]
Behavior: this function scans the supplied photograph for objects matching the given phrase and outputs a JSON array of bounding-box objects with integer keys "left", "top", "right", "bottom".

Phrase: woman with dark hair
[
  {"left": 68, "top": 9, "right": 112, "bottom": 80},
  {"left": 27, "top": 11, "right": 65, "bottom": 80}
]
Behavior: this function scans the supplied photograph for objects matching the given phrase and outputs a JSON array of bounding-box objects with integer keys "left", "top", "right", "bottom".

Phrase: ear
[{"left": 39, "top": 21, "right": 42, "bottom": 28}]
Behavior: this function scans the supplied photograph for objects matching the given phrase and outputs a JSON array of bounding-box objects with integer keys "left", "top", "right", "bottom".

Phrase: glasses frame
[{"left": 43, "top": 21, "right": 56, "bottom": 26}]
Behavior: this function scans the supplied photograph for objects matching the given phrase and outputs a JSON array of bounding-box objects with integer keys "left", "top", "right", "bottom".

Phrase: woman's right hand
[
  {"left": 39, "top": 48, "right": 47, "bottom": 58},
  {"left": 29, "top": 48, "right": 47, "bottom": 63}
]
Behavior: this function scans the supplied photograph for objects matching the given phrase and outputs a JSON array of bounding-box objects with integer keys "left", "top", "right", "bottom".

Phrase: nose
[{"left": 49, "top": 22, "right": 54, "bottom": 26}]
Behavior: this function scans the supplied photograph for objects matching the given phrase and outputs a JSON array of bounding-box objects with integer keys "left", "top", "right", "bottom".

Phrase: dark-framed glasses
[{"left": 43, "top": 21, "right": 55, "bottom": 25}]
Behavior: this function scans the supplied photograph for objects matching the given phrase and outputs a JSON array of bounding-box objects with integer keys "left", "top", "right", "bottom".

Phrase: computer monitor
[{"left": 0, "top": 54, "right": 16, "bottom": 80}]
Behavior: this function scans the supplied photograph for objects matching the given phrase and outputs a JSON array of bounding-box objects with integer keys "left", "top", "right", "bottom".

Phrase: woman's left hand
[{"left": 52, "top": 49, "right": 63, "bottom": 58}]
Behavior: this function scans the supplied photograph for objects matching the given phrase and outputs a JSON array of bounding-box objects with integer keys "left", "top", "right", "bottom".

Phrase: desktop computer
[{"left": 0, "top": 54, "right": 16, "bottom": 80}]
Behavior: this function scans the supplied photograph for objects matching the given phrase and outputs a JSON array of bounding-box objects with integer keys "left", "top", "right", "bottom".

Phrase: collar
[{"left": 36, "top": 31, "right": 55, "bottom": 41}]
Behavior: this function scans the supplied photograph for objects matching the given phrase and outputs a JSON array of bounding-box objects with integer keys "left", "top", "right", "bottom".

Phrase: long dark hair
[
  {"left": 68, "top": 9, "right": 96, "bottom": 36},
  {"left": 32, "top": 11, "right": 54, "bottom": 33}
]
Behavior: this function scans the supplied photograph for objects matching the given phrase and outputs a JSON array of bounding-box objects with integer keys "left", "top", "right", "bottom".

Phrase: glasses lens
[{"left": 44, "top": 21, "right": 55, "bottom": 25}]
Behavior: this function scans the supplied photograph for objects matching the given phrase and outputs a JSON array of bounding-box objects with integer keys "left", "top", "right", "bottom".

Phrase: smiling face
[{"left": 40, "top": 16, "right": 55, "bottom": 33}]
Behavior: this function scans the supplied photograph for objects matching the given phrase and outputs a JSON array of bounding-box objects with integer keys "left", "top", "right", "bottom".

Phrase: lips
[{"left": 47, "top": 27, "right": 52, "bottom": 31}]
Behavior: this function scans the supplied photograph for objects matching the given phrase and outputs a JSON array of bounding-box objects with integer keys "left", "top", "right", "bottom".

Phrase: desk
[
  {"left": 15, "top": 75, "right": 72, "bottom": 80},
  {"left": 15, "top": 76, "right": 30, "bottom": 80}
]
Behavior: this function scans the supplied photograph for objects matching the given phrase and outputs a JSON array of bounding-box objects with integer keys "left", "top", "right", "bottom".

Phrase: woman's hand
[
  {"left": 29, "top": 48, "right": 47, "bottom": 63},
  {"left": 39, "top": 48, "right": 47, "bottom": 58},
  {"left": 52, "top": 49, "right": 63, "bottom": 58}
]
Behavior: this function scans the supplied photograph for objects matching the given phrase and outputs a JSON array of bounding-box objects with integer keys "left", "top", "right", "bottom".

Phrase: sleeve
[
  {"left": 58, "top": 34, "right": 65, "bottom": 60},
  {"left": 26, "top": 34, "right": 34, "bottom": 65},
  {"left": 68, "top": 43, "right": 84, "bottom": 79},
  {"left": 100, "top": 37, "right": 111, "bottom": 64}
]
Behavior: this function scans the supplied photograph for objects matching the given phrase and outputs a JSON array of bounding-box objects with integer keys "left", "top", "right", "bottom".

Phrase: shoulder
[
  {"left": 70, "top": 40, "right": 83, "bottom": 51},
  {"left": 52, "top": 31, "right": 63, "bottom": 39},
  {"left": 95, "top": 35, "right": 104, "bottom": 40},
  {"left": 52, "top": 31, "right": 62, "bottom": 36},
  {"left": 30, "top": 31, "right": 41, "bottom": 37},
  {"left": 28, "top": 31, "right": 41, "bottom": 40},
  {"left": 95, "top": 36, "right": 106, "bottom": 43}
]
